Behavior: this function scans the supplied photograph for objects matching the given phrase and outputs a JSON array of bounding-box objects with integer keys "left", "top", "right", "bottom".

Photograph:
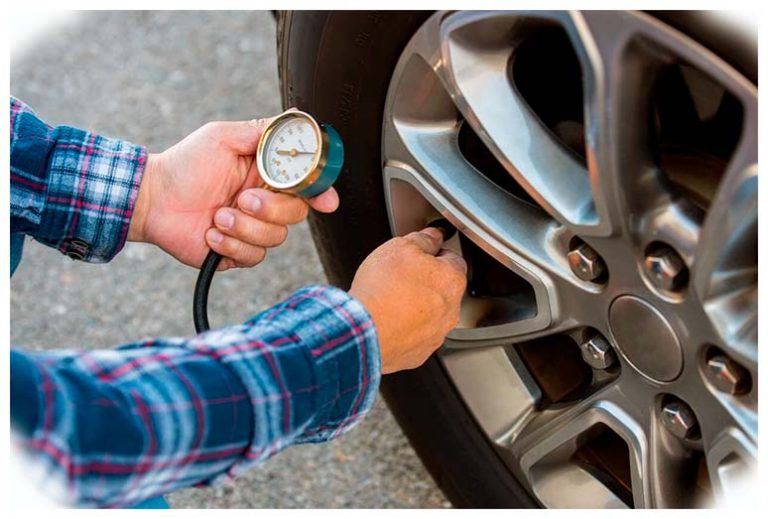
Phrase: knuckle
[
  {"left": 255, "top": 246, "right": 267, "bottom": 262},
  {"left": 232, "top": 238, "right": 249, "bottom": 258},
  {"left": 388, "top": 236, "right": 409, "bottom": 251},
  {"left": 261, "top": 203, "right": 281, "bottom": 222},
  {"left": 218, "top": 236, "right": 236, "bottom": 256},
  {"left": 241, "top": 245, "right": 266, "bottom": 266},
  {"left": 278, "top": 225, "right": 289, "bottom": 243},
  {"left": 452, "top": 255, "right": 469, "bottom": 272},
  {"left": 405, "top": 231, "right": 429, "bottom": 245},
  {"left": 427, "top": 289, "right": 446, "bottom": 310},
  {"left": 293, "top": 202, "right": 309, "bottom": 221},
  {"left": 202, "top": 121, "right": 223, "bottom": 139},
  {"left": 269, "top": 225, "right": 288, "bottom": 247},
  {"left": 442, "top": 261, "right": 466, "bottom": 284},
  {"left": 451, "top": 267, "right": 468, "bottom": 287}
]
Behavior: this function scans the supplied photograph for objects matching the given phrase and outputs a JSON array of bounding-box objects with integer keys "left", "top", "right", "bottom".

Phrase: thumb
[
  {"left": 404, "top": 227, "right": 444, "bottom": 256},
  {"left": 212, "top": 117, "right": 274, "bottom": 155}
]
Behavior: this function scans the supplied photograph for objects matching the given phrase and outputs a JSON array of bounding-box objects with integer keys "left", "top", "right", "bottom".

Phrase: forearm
[
  {"left": 11, "top": 285, "right": 380, "bottom": 508},
  {"left": 10, "top": 96, "right": 146, "bottom": 263}
]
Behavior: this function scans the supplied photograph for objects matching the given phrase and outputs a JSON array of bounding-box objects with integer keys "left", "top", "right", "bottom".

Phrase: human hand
[
  {"left": 128, "top": 119, "right": 339, "bottom": 270},
  {"left": 349, "top": 227, "right": 468, "bottom": 374}
]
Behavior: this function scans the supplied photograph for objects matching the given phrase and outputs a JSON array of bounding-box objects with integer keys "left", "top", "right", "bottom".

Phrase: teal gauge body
[{"left": 256, "top": 110, "right": 344, "bottom": 198}]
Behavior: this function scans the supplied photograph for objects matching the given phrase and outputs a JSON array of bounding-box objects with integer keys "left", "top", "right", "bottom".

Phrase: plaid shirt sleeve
[
  {"left": 10, "top": 96, "right": 145, "bottom": 263},
  {"left": 11, "top": 284, "right": 380, "bottom": 508}
]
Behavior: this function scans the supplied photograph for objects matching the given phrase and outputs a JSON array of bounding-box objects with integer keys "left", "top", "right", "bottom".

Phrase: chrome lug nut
[
  {"left": 706, "top": 354, "right": 751, "bottom": 395},
  {"left": 644, "top": 244, "right": 688, "bottom": 291},
  {"left": 580, "top": 335, "right": 616, "bottom": 370},
  {"left": 568, "top": 243, "right": 606, "bottom": 282},
  {"left": 660, "top": 400, "right": 698, "bottom": 440}
]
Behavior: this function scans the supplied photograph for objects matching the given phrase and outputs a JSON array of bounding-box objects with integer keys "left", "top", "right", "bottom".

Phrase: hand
[
  {"left": 128, "top": 119, "right": 340, "bottom": 270},
  {"left": 349, "top": 227, "right": 468, "bottom": 374}
]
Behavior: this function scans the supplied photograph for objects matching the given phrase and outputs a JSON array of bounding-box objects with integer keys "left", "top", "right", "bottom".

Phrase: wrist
[
  {"left": 128, "top": 153, "right": 159, "bottom": 243},
  {"left": 349, "top": 287, "right": 390, "bottom": 373}
]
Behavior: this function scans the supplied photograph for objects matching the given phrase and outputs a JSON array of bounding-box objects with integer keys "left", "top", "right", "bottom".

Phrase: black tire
[
  {"left": 276, "top": 11, "right": 755, "bottom": 508},
  {"left": 277, "top": 10, "right": 535, "bottom": 508}
]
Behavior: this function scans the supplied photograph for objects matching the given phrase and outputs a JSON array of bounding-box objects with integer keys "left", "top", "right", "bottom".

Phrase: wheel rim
[{"left": 381, "top": 11, "right": 756, "bottom": 508}]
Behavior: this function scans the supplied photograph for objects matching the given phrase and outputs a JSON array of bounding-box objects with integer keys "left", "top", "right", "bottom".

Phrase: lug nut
[
  {"left": 580, "top": 334, "right": 616, "bottom": 370},
  {"left": 660, "top": 399, "right": 699, "bottom": 440},
  {"left": 706, "top": 354, "right": 751, "bottom": 395},
  {"left": 568, "top": 242, "right": 606, "bottom": 282},
  {"left": 644, "top": 244, "right": 688, "bottom": 291}
]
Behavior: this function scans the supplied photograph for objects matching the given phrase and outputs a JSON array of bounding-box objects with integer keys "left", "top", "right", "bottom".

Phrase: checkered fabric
[{"left": 10, "top": 97, "right": 146, "bottom": 269}]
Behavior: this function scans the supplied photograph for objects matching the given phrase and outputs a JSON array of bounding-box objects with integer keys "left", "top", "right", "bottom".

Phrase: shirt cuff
[
  {"left": 36, "top": 126, "right": 146, "bottom": 263},
  {"left": 198, "top": 284, "right": 381, "bottom": 483},
  {"left": 288, "top": 284, "right": 381, "bottom": 443}
]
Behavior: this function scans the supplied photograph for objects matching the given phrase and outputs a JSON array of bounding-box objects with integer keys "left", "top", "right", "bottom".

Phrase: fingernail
[
  {"left": 243, "top": 192, "right": 262, "bottom": 212},
  {"left": 215, "top": 210, "right": 235, "bottom": 229},
  {"left": 208, "top": 229, "right": 224, "bottom": 244}
]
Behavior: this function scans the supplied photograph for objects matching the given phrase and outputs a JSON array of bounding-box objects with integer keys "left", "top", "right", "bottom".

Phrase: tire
[
  {"left": 276, "top": 11, "right": 756, "bottom": 508},
  {"left": 277, "top": 10, "right": 534, "bottom": 508}
]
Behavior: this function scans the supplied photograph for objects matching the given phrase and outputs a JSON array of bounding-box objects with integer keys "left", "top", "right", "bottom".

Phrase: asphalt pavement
[{"left": 10, "top": 10, "right": 450, "bottom": 508}]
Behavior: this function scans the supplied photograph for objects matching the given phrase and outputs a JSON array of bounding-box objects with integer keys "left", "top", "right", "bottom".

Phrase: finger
[
  {"left": 307, "top": 188, "right": 340, "bottom": 214},
  {"left": 404, "top": 227, "right": 444, "bottom": 256},
  {"left": 207, "top": 117, "right": 274, "bottom": 155},
  {"left": 216, "top": 257, "right": 238, "bottom": 272},
  {"left": 218, "top": 257, "right": 262, "bottom": 271},
  {"left": 436, "top": 248, "right": 469, "bottom": 276},
  {"left": 237, "top": 188, "right": 309, "bottom": 225},
  {"left": 206, "top": 228, "right": 267, "bottom": 268},
  {"left": 213, "top": 208, "right": 288, "bottom": 248}
]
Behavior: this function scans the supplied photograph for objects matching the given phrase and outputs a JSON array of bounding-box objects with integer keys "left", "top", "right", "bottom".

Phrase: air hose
[{"left": 193, "top": 250, "right": 222, "bottom": 333}]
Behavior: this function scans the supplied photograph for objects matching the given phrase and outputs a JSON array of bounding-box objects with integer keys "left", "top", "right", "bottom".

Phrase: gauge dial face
[{"left": 261, "top": 115, "right": 321, "bottom": 188}]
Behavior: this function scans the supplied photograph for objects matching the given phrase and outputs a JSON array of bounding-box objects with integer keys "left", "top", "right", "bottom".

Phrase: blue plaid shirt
[{"left": 9, "top": 97, "right": 381, "bottom": 508}]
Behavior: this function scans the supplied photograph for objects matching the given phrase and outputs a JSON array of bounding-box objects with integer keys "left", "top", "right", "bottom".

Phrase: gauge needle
[{"left": 276, "top": 148, "right": 315, "bottom": 157}]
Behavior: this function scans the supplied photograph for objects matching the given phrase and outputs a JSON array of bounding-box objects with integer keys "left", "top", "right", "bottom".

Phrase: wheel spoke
[
  {"left": 573, "top": 11, "right": 684, "bottom": 237},
  {"left": 511, "top": 380, "right": 652, "bottom": 508},
  {"left": 440, "top": 346, "right": 540, "bottom": 444},
  {"left": 692, "top": 153, "right": 757, "bottom": 363},
  {"left": 702, "top": 426, "right": 757, "bottom": 506}
]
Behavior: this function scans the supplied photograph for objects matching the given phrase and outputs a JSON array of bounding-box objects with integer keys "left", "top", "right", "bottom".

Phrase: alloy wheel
[{"left": 381, "top": 11, "right": 756, "bottom": 508}]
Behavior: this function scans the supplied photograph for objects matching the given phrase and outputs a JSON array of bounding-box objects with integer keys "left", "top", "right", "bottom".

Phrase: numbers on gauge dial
[{"left": 263, "top": 117, "right": 319, "bottom": 185}]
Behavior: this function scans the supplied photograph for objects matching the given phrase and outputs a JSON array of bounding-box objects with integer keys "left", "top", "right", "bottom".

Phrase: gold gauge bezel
[{"left": 257, "top": 110, "right": 328, "bottom": 194}]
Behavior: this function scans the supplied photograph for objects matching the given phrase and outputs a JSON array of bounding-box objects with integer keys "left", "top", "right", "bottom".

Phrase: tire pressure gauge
[
  {"left": 193, "top": 110, "right": 344, "bottom": 333},
  {"left": 257, "top": 110, "right": 344, "bottom": 198}
]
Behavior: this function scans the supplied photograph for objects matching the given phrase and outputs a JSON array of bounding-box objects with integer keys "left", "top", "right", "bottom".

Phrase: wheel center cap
[{"left": 608, "top": 296, "right": 683, "bottom": 382}]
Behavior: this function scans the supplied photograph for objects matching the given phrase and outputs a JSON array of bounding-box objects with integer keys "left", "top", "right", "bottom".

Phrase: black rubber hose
[{"left": 193, "top": 249, "right": 222, "bottom": 333}]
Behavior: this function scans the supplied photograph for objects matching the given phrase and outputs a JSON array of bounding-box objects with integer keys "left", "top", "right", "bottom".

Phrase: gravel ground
[{"left": 10, "top": 10, "right": 449, "bottom": 508}]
